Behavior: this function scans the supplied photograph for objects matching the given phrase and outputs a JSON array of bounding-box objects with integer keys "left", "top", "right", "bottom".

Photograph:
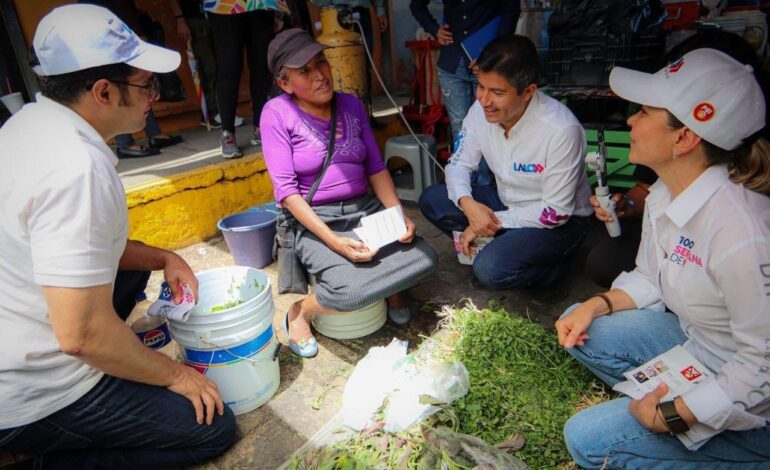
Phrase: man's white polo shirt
[
  {"left": 613, "top": 165, "right": 770, "bottom": 435},
  {"left": 446, "top": 90, "right": 593, "bottom": 228},
  {"left": 0, "top": 94, "right": 128, "bottom": 428}
]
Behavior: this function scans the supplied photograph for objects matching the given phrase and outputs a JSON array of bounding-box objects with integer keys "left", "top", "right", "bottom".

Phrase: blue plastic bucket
[{"left": 217, "top": 211, "right": 277, "bottom": 268}]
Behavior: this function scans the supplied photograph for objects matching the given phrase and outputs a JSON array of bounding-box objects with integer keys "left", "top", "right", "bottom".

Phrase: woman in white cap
[
  {"left": 555, "top": 48, "right": 770, "bottom": 467},
  {"left": 260, "top": 29, "right": 437, "bottom": 358}
]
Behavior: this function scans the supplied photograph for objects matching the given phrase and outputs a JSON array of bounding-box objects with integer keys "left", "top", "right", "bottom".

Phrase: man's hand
[
  {"left": 628, "top": 383, "right": 671, "bottom": 433},
  {"left": 332, "top": 236, "right": 378, "bottom": 262},
  {"left": 459, "top": 197, "right": 501, "bottom": 237},
  {"left": 377, "top": 15, "right": 388, "bottom": 32},
  {"left": 399, "top": 215, "right": 416, "bottom": 244},
  {"left": 167, "top": 365, "right": 224, "bottom": 425},
  {"left": 436, "top": 24, "right": 453, "bottom": 45},
  {"left": 460, "top": 226, "right": 477, "bottom": 258},
  {"left": 468, "top": 58, "right": 479, "bottom": 75},
  {"left": 163, "top": 252, "right": 198, "bottom": 304}
]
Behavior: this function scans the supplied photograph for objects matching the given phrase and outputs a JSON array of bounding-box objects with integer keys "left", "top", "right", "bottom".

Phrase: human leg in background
[
  {"left": 112, "top": 270, "right": 151, "bottom": 321},
  {"left": 471, "top": 217, "right": 589, "bottom": 290},
  {"left": 244, "top": 9, "right": 275, "bottom": 146},
  {"left": 438, "top": 62, "right": 494, "bottom": 187},
  {"left": 187, "top": 15, "right": 221, "bottom": 127},
  {"left": 559, "top": 306, "right": 770, "bottom": 468},
  {"left": 0, "top": 375, "right": 236, "bottom": 469},
  {"left": 208, "top": 11, "right": 245, "bottom": 158}
]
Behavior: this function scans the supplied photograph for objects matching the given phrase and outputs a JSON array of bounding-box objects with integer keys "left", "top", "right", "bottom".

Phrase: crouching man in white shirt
[
  {"left": 0, "top": 5, "right": 235, "bottom": 468},
  {"left": 419, "top": 35, "right": 592, "bottom": 290}
]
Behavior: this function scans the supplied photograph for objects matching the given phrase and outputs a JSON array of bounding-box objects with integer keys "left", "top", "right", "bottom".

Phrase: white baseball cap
[
  {"left": 32, "top": 4, "right": 180, "bottom": 76},
  {"left": 610, "top": 48, "right": 765, "bottom": 150}
]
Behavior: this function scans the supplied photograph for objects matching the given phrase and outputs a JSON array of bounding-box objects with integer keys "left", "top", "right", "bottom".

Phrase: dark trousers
[
  {"left": 207, "top": 10, "right": 275, "bottom": 133},
  {"left": 112, "top": 270, "right": 151, "bottom": 321},
  {"left": 584, "top": 218, "right": 643, "bottom": 288},
  {"left": 419, "top": 184, "right": 589, "bottom": 289},
  {"left": 0, "top": 375, "right": 236, "bottom": 469}
]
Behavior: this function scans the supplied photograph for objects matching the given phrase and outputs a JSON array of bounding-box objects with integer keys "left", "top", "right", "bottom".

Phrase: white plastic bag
[{"left": 341, "top": 338, "right": 407, "bottom": 431}]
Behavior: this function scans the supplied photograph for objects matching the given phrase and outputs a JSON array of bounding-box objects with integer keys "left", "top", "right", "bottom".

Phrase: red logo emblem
[
  {"left": 693, "top": 103, "right": 715, "bottom": 122},
  {"left": 668, "top": 57, "right": 684, "bottom": 73},
  {"left": 143, "top": 329, "right": 166, "bottom": 348},
  {"left": 680, "top": 365, "right": 702, "bottom": 381}
]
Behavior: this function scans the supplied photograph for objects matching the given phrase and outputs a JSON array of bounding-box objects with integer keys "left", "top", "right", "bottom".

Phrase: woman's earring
[{"left": 672, "top": 149, "right": 678, "bottom": 160}]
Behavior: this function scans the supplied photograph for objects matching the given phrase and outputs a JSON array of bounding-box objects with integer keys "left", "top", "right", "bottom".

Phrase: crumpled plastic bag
[{"left": 341, "top": 338, "right": 470, "bottom": 433}]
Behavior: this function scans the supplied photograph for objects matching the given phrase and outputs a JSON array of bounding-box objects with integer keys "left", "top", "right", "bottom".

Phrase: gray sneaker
[
  {"left": 220, "top": 130, "right": 242, "bottom": 159},
  {"left": 250, "top": 129, "right": 261, "bottom": 146}
]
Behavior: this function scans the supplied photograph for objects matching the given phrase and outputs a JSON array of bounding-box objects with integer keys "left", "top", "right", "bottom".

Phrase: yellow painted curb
[{"left": 125, "top": 153, "right": 274, "bottom": 250}]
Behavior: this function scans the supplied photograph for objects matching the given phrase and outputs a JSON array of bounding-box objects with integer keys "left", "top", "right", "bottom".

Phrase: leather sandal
[{"left": 283, "top": 309, "right": 318, "bottom": 358}]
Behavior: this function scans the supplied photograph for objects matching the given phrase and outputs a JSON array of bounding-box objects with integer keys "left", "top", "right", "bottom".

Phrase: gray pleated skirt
[{"left": 282, "top": 194, "right": 438, "bottom": 311}]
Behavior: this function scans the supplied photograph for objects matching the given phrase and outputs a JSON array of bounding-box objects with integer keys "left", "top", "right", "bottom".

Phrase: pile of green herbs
[{"left": 289, "top": 302, "right": 605, "bottom": 469}]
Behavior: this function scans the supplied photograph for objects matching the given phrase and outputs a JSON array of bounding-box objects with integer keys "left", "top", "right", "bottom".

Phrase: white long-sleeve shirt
[
  {"left": 613, "top": 165, "right": 770, "bottom": 434},
  {"left": 445, "top": 91, "right": 593, "bottom": 228}
]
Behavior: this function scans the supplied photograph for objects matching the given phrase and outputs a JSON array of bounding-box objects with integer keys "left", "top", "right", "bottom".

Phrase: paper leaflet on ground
[
  {"left": 612, "top": 345, "right": 720, "bottom": 450},
  {"left": 146, "top": 282, "right": 195, "bottom": 321},
  {"left": 353, "top": 205, "right": 407, "bottom": 250}
]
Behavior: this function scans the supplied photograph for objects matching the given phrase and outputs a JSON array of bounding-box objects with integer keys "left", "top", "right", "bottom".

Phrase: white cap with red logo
[{"left": 609, "top": 48, "right": 765, "bottom": 151}]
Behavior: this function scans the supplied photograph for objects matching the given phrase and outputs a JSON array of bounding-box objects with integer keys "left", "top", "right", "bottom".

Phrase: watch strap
[{"left": 658, "top": 400, "right": 690, "bottom": 434}]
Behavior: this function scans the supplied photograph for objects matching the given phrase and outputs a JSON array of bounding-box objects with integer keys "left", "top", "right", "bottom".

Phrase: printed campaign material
[
  {"left": 452, "top": 231, "right": 492, "bottom": 265},
  {"left": 353, "top": 205, "right": 407, "bottom": 250},
  {"left": 147, "top": 281, "right": 196, "bottom": 321},
  {"left": 613, "top": 345, "right": 719, "bottom": 450}
]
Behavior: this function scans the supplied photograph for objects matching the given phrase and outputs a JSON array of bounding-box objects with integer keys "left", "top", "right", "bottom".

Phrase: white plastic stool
[{"left": 384, "top": 134, "right": 437, "bottom": 202}]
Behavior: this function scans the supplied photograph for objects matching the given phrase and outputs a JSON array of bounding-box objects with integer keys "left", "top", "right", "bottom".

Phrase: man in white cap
[{"left": 0, "top": 5, "right": 235, "bottom": 467}]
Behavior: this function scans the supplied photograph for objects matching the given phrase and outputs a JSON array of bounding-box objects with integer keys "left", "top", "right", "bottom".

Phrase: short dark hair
[
  {"left": 30, "top": 47, "right": 137, "bottom": 105},
  {"left": 477, "top": 35, "right": 539, "bottom": 92}
]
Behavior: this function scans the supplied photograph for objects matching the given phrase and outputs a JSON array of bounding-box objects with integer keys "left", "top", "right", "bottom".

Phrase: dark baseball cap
[{"left": 268, "top": 28, "right": 330, "bottom": 76}]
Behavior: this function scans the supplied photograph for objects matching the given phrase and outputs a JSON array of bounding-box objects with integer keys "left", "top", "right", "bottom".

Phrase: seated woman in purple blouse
[{"left": 261, "top": 29, "right": 438, "bottom": 358}]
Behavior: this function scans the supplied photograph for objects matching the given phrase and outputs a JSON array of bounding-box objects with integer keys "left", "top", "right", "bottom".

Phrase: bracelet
[
  {"left": 592, "top": 293, "right": 614, "bottom": 315},
  {"left": 658, "top": 400, "right": 690, "bottom": 434}
]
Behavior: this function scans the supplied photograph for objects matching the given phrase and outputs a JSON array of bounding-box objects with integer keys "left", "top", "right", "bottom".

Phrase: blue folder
[{"left": 460, "top": 16, "right": 502, "bottom": 61}]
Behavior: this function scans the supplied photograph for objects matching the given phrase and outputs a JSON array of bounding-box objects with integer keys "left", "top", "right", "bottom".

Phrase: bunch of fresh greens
[{"left": 288, "top": 302, "right": 605, "bottom": 469}]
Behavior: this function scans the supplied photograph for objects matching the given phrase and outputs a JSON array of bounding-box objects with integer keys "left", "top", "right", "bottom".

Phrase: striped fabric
[
  {"left": 282, "top": 194, "right": 438, "bottom": 311},
  {"left": 202, "top": 0, "right": 289, "bottom": 14}
]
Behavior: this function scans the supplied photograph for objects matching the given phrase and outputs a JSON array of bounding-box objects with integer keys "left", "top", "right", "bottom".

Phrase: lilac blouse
[{"left": 260, "top": 93, "right": 387, "bottom": 206}]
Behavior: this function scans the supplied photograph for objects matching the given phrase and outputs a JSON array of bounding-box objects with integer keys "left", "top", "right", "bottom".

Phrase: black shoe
[
  {"left": 116, "top": 145, "right": 160, "bottom": 158},
  {"left": 148, "top": 135, "right": 182, "bottom": 149}
]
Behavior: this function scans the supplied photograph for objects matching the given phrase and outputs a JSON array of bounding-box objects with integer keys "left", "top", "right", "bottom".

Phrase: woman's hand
[
  {"left": 332, "top": 236, "right": 378, "bottom": 263},
  {"left": 399, "top": 215, "right": 416, "bottom": 244},
  {"left": 589, "top": 193, "right": 623, "bottom": 223},
  {"left": 555, "top": 304, "right": 596, "bottom": 349},
  {"left": 628, "top": 383, "right": 671, "bottom": 433}
]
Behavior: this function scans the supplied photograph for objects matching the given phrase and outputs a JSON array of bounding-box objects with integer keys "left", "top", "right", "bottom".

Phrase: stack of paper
[
  {"left": 612, "top": 345, "right": 719, "bottom": 450},
  {"left": 353, "top": 205, "right": 407, "bottom": 250}
]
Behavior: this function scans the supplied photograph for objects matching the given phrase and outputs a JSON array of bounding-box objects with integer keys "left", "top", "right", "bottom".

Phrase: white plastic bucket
[
  {"left": 168, "top": 266, "right": 280, "bottom": 415},
  {"left": 312, "top": 299, "right": 387, "bottom": 339}
]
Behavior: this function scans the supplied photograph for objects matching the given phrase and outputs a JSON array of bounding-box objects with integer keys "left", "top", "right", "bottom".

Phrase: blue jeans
[
  {"left": 115, "top": 110, "right": 163, "bottom": 148},
  {"left": 418, "top": 184, "right": 588, "bottom": 289},
  {"left": 560, "top": 306, "right": 770, "bottom": 469},
  {"left": 0, "top": 375, "right": 236, "bottom": 469},
  {"left": 438, "top": 62, "right": 494, "bottom": 187}
]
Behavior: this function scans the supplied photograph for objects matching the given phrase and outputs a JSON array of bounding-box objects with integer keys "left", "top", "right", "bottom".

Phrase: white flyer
[
  {"left": 612, "top": 345, "right": 719, "bottom": 450},
  {"left": 146, "top": 281, "right": 196, "bottom": 321},
  {"left": 353, "top": 205, "right": 407, "bottom": 250}
]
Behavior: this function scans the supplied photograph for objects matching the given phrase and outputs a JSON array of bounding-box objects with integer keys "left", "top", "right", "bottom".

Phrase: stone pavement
[{"left": 129, "top": 202, "right": 606, "bottom": 469}]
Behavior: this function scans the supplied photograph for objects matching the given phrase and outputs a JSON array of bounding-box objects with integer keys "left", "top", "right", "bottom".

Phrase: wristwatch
[{"left": 658, "top": 400, "right": 690, "bottom": 434}]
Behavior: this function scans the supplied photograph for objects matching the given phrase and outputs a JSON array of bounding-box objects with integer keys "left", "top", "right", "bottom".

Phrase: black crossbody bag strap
[{"left": 304, "top": 95, "right": 337, "bottom": 206}]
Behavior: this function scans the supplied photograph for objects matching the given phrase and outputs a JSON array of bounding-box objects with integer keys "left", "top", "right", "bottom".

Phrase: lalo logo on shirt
[
  {"left": 669, "top": 236, "right": 703, "bottom": 268},
  {"left": 512, "top": 162, "right": 544, "bottom": 174}
]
